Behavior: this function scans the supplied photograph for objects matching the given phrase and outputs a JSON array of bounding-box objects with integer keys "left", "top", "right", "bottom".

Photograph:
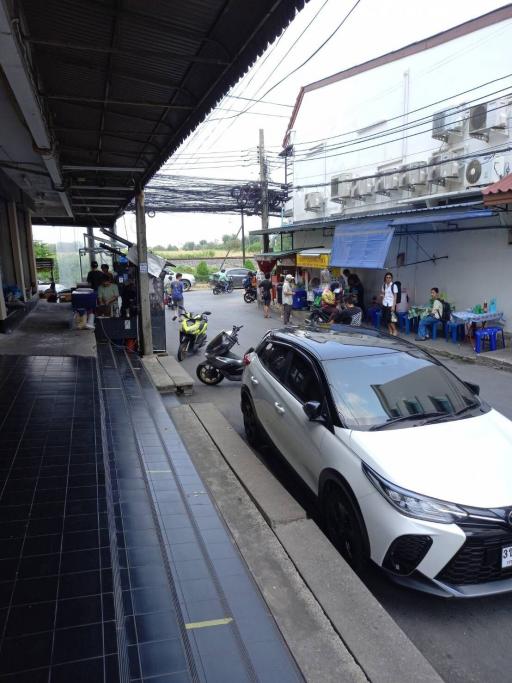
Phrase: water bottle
[{"left": 483, "top": 300, "right": 488, "bottom": 313}]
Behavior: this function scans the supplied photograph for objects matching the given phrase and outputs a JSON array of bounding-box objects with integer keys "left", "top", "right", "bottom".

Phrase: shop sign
[
  {"left": 296, "top": 253, "right": 330, "bottom": 268},
  {"left": 280, "top": 257, "right": 296, "bottom": 266}
]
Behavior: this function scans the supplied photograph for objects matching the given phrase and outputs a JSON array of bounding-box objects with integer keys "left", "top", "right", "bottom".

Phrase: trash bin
[
  {"left": 276, "top": 283, "right": 283, "bottom": 305},
  {"left": 292, "top": 289, "right": 308, "bottom": 310}
]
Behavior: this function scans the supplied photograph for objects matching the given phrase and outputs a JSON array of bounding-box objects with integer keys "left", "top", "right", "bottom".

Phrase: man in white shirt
[
  {"left": 282, "top": 274, "right": 294, "bottom": 325},
  {"left": 380, "top": 272, "right": 398, "bottom": 336},
  {"left": 415, "top": 288, "right": 443, "bottom": 341}
]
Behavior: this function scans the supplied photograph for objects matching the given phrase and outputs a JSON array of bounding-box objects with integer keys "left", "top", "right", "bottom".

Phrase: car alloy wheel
[
  {"left": 323, "top": 483, "right": 368, "bottom": 572},
  {"left": 242, "top": 395, "right": 261, "bottom": 448},
  {"left": 182, "top": 280, "right": 191, "bottom": 292}
]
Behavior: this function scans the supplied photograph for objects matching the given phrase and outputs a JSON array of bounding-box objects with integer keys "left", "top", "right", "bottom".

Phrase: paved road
[{"left": 166, "top": 290, "right": 512, "bottom": 683}]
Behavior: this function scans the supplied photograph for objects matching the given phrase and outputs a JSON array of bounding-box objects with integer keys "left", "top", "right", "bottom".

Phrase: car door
[
  {"left": 270, "top": 349, "right": 329, "bottom": 491},
  {"left": 248, "top": 340, "right": 292, "bottom": 448}
]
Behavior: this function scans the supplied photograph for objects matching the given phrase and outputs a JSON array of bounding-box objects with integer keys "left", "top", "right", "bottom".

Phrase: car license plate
[{"left": 502, "top": 546, "right": 512, "bottom": 569}]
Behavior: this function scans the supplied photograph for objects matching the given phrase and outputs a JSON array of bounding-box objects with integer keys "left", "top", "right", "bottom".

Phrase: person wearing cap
[
  {"left": 86, "top": 261, "right": 104, "bottom": 291},
  {"left": 282, "top": 274, "right": 294, "bottom": 325}
]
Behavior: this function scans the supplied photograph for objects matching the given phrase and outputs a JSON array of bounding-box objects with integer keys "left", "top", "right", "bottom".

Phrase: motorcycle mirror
[
  {"left": 172, "top": 316, "right": 177, "bottom": 321},
  {"left": 203, "top": 311, "right": 211, "bottom": 316}
]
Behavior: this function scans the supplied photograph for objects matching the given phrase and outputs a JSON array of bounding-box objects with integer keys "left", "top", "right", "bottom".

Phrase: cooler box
[
  {"left": 292, "top": 289, "right": 308, "bottom": 310},
  {"left": 72, "top": 288, "right": 96, "bottom": 310}
]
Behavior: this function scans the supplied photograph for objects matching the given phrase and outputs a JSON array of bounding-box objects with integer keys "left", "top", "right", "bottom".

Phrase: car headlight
[{"left": 362, "top": 463, "right": 468, "bottom": 524}]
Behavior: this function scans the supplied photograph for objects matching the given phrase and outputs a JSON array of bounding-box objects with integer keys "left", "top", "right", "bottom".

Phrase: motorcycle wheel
[
  {"left": 309, "top": 311, "right": 324, "bottom": 324},
  {"left": 212, "top": 288, "right": 219, "bottom": 295},
  {"left": 227, "top": 284, "right": 234, "bottom": 293},
  {"left": 196, "top": 363, "right": 224, "bottom": 385},
  {"left": 177, "top": 341, "right": 189, "bottom": 362},
  {"left": 244, "top": 292, "right": 255, "bottom": 303}
]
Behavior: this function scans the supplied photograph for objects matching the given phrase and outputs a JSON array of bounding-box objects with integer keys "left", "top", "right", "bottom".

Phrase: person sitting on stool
[{"left": 415, "top": 288, "right": 443, "bottom": 341}]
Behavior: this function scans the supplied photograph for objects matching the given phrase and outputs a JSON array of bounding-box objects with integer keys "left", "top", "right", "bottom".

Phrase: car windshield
[{"left": 322, "top": 351, "right": 484, "bottom": 430}]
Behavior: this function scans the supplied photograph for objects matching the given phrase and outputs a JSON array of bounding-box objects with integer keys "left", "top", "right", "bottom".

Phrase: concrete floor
[{"left": 0, "top": 300, "right": 96, "bottom": 357}]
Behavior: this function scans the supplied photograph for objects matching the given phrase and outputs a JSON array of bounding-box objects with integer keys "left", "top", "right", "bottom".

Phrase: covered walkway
[{"left": 0, "top": 345, "right": 301, "bottom": 681}]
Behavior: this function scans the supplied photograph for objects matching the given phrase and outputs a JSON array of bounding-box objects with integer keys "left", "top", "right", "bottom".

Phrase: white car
[
  {"left": 164, "top": 269, "right": 195, "bottom": 291},
  {"left": 241, "top": 326, "right": 512, "bottom": 598}
]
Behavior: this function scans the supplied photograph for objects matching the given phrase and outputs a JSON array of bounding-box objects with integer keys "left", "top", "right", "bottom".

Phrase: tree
[
  {"left": 195, "top": 261, "right": 210, "bottom": 281},
  {"left": 244, "top": 259, "right": 255, "bottom": 271},
  {"left": 199, "top": 239, "right": 208, "bottom": 247},
  {"left": 152, "top": 244, "right": 165, "bottom": 251},
  {"left": 182, "top": 241, "right": 196, "bottom": 251},
  {"left": 166, "top": 244, "right": 179, "bottom": 251}
]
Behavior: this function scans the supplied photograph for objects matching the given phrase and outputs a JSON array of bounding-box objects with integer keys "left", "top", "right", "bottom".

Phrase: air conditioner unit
[
  {"left": 440, "top": 155, "right": 463, "bottom": 180},
  {"left": 330, "top": 173, "right": 352, "bottom": 201},
  {"left": 375, "top": 168, "right": 399, "bottom": 194},
  {"left": 432, "top": 106, "right": 466, "bottom": 142},
  {"left": 399, "top": 162, "right": 428, "bottom": 189},
  {"left": 427, "top": 154, "right": 442, "bottom": 184},
  {"left": 352, "top": 177, "right": 374, "bottom": 198},
  {"left": 304, "top": 191, "right": 324, "bottom": 212},
  {"left": 469, "top": 99, "right": 508, "bottom": 140},
  {"left": 465, "top": 154, "right": 511, "bottom": 186}
]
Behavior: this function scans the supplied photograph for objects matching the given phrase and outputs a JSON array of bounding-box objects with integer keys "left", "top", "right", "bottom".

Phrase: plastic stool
[
  {"left": 429, "top": 320, "right": 445, "bottom": 340},
  {"left": 371, "top": 310, "right": 382, "bottom": 328},
  {"left": 397, "top": 312, "right": 409, "bottom": 334},
  {"left": 445, "top": 321, "right": 465, "bottom": 344},
  {"left": 482, "top": 326, "right": 506, "bottom": 351},
  {"left": 474, "top": 328, "right": 492, "bottom": 353}
]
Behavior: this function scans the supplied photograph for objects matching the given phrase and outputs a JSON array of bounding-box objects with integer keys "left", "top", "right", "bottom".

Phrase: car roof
[{"left": 269, "top": 326, "right": 419, "bottom": 360}]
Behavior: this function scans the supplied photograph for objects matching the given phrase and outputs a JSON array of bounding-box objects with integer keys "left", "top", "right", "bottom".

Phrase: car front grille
[
  {"left": 436, "top": 526, "right": 512, "bottom": 585},
  {"left": 383, "top": 535, "right": 433, "bottom": 575}
]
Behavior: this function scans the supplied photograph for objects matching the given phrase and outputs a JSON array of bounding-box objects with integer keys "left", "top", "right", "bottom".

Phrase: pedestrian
[
  {"left": 170, "top": 273, "right": 185, "bottom": 311},
  {"left": 330, "top": 295, "right": 362, "bottom": 326},
  {"left": 320, "top": 267, "right": 331, "bottom": 286},
  {"left": 282, "top": 274, "right": 294, "bottom": 325},
  {"left": 380, "top": 272, "right": 398, "bottom": 336},
  {"left": 86, "top": 261, "right": 104, "bottom": 291},
  {"left": 415, "top": 287, "right": 443, "bottom": 341},
  {"left": 258, "top": 272, "right": 273, "bottom": 318}
]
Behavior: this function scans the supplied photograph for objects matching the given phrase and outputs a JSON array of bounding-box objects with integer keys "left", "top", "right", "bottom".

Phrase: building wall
[
  {"left": 0, "top": 199, "right": 15, "bottom": 285},
  {"left": 289, "top": 17, "right": 512, "bottom": 222}
]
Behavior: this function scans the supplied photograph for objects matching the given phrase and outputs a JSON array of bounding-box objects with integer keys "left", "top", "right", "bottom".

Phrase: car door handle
[
  {"left": 274, "top": 402, "right": 285, "bottom": 415},
  {"left": 250, "top": 376, "right": 259, "bottom": 385}
]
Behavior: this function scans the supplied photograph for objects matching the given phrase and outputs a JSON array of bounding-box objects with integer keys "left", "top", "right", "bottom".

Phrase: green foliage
[
  {"left": 195, "top": 261, "right": 210, "bottom": 281},
  {"left": 33, "top": 241, "right": 59, "bottom": 281},
  {"left": 182, "top": 241, "right": 196, "bottom": 251},
  {"left": 166, "top": 244, "right": 179, "bottom": 251},
  {"left": 244, "top": 259, "right": 255, "bottom": 271}
]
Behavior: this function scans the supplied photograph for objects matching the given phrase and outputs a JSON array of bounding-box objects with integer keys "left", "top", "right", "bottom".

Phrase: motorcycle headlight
[{"left": 362, "top": 463, "right": 468, "bottom": 524}]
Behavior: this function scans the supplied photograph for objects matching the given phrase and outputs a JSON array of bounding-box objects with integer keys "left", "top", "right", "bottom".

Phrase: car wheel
[
  {"left": 177, "top": 341, "right": 188, "bottom": 362},
  {"left": 182, "top": 280, "right": 191, "bottom": 292},
  {"left": 241, "top": 394, "right": 262, "bottom": 448},
  {"left": 322, "top": 482, "right": 368, "bottom": 572},
  {"left": 196, "top": 363, "right": 224, "bottom": 385}
]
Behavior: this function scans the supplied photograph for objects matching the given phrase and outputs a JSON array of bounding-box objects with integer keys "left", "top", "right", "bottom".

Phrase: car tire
[
  {"left": 241, "top": 394, "right": 262, "bottom": 448},
  {"left": 177, "top": 341, "right": 188, "bottom": 362},
  {"left": 182, "top": 280, "right": 191, "bottom": 292},
  {"left": 196, "top": 363, "right": 224, "bottom": 385},
  {"left": 322, "top": 481, "right": 369, "bottom": 572}
]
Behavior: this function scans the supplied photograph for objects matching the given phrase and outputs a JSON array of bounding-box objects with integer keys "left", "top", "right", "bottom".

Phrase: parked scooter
[
  {"left": 212, "top": 278, "right": 234, "bottom": 295},
  {"left": 196, "top": 324, "right": 251, "bottom": 384},
  {"left": 243, "top": 285, "right": 257, "bottom": 303},
  {"left": 305, "top": 305, "right": 332, "bottom": 325},
  {"left": 173, "top": 307, "right": 211, "bottom": 361}
]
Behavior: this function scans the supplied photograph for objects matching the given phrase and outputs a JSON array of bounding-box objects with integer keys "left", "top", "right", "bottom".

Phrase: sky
[{"left": 33, "top": 0, "right": 509, "bottom": 248}]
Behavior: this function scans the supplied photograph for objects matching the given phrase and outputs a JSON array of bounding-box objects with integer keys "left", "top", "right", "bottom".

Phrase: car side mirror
[
  {"left": 303, "top": 400, "right": 323, "bottom": 421},
  {"left": 464, "top": 381, "right": 480, "bottom": 396}
]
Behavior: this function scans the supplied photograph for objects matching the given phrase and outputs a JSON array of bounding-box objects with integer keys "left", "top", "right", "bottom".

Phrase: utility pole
[
  {"left": 240, "top": 208, "right": 246, "bottom": 267},
  {"left": 135, "top": 188, "right": 153, "bottom": 356},
  {"left": 259, "top": 128, "right": 269, "bottom": 253}
]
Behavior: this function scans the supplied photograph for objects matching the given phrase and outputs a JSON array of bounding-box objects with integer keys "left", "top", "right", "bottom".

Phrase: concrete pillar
[
  {"left": 135, "top": 190, "right": 153, "bottom": 356},
  {"left": 7, "top": 201, "right": 27, "bottom": 301},
  {"left": 24, "top": 211, "right": 37, "bottom": 295}
]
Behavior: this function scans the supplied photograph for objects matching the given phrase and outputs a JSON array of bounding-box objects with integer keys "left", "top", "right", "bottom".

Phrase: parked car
[
  {"left": 210, "top": 267, "right": 251, "bottom": 289},
  {"left": 37, "top": 281, "right": 67, "bottom": 295},
  {"left": 163, "top": 269, "right": 195, "bottom": 291},
  {"left": 241, "top": 326, "right": 512, "bottom": 598}
]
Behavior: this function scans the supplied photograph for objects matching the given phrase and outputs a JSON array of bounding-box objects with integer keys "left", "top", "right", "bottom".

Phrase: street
[{"left": 166, "top": 289, "right": 512, "bottom": 683}]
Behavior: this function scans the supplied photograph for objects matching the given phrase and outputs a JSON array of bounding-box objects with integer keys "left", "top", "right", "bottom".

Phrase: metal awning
[
  {"left": 0, "top": 0, "right": 307, "bottom": 227},
  {"left": 390, "top": 209, "right": 496, "bottom": 226},
  {"left": 297, "top": 248, "right": 331, "bottom": 256},
  {"left": 330, "top": 221, "right": 394, "bottom": 269}
]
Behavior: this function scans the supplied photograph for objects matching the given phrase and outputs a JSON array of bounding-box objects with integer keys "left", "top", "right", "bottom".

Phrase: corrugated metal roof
[
  {"left": 11, "top": 0, "right": 307, "bottom": 227},
  {"left": 482, "top": 172, "right": 512, "bottom": 195}
]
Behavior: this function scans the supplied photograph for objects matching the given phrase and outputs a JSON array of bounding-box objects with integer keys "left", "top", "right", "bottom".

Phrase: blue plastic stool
[
  {"left": 427, "top": 320, "right": 445, "bottom": 340},
  {"left": 371, "top": 310, "right": 382, "bottom": 328},
  {"left": 445, "top": 321, "right": 465, "bottom": 344},
  {"left": 397, "top": 312, "right": 409, "bottom": 334},
  {"left": 482, "top": 326, "right": 506, "bottom": 351},
  {"left": 474, "top": 328, "right": 492, "bottom": 353}
]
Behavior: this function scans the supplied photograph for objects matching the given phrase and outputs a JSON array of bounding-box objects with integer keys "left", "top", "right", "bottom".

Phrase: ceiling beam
[
  {"left": 71, "top": 195, "right": 128, "bottom": 200},
  {"left": 27, "top": 39, "right": 230, "bottom": 65},
  {"left": 54, "top": 126, "right": 170, "bottom": 138},
  {"left": 44, "top": 95, "right": 194, "bottom": 110},
  {"left": 68, "top": 185, "right": 135, "bottom": 190},
  {"left": 62, "top": 165, "right": 145, "bottom": 172}
]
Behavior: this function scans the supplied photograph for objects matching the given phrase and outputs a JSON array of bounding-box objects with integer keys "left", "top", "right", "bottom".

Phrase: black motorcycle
[
  {"left": 212, "top": 278, "right": 234, "bottom": 295},
  {"left": 243, "top": 285, "right": 257, "bottom": 303},
  {"left": 196, "top": 325, "right": 249, "bottom": 385}
]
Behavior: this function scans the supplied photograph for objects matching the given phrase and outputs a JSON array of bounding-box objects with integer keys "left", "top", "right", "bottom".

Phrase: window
[
  {"left": 286, "top": 352, "right": 323, "bottom": 404},
  {"left": 258, "top": 342, "right": 291, "bottom": 381}
]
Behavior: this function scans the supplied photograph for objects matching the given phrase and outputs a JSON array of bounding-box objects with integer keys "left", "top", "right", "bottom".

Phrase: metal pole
[
  {"left": 87, "top": 226, "right": 95, "bottom": 267},
  {"left": 135, "top": 189, "right": 153, "bottom": 356},
  {"left": 241, "top": 208, "right": 246, "bottom": 266},
  {"left": 259, "top": 129, "right": 269, "bottom": 253}
]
